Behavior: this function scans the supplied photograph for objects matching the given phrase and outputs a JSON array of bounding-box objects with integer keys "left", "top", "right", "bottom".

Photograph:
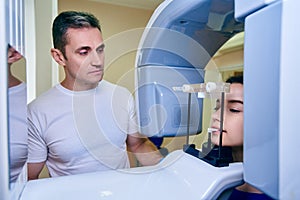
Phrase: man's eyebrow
[
  {"left": 75, "top": 46, "right": 90, "bottom": 52},
  {"left": 96, "top": 43, "right": 105, "bottom": 51},
  {"left": 228, "top": 100, "right": 243, "bottom": 104}
]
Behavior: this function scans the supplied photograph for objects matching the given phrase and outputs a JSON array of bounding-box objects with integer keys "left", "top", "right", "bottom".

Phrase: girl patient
[{"left": 210, "top": 75, "right": 273, "bottom": 200}]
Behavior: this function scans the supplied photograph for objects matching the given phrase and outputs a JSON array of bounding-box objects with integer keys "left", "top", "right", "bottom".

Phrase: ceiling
[
  {"left": 89, "top": 0, "right": 164, "bottom": 10},
  {"left": 217, "top": 32, "right": 244, "bottom": 54},
  {"left": 89, "top": 0, "right": 244, "bottom": 52}
]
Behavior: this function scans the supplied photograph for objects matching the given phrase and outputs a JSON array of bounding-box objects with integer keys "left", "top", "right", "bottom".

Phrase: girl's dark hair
[{"left": 226, "top": 75, "right": 243, "bottom": 84}]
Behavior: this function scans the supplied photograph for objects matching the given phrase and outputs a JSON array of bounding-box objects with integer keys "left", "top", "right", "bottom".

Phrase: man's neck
[
  {"left": 8, "top": 74, "right": 22, "bottom": 88},
  {"left": 60, "top": 80, "right": 98, "bottom": 91}
]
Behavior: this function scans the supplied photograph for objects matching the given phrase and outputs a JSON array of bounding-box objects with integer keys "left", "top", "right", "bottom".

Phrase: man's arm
[
  {"left": 127, "top": 132, "right": 163, "bottom": 166},
  {"left": 28, "top": 162, "right": 46, "bottom": 180}
]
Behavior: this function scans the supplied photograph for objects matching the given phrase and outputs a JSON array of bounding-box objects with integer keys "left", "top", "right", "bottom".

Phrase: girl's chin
[
  {"left": 211, "top": 141, "right": 219, "bottom": 146},
  {"left": 211, "top": 136, "right": 219, "bottom": 144}
]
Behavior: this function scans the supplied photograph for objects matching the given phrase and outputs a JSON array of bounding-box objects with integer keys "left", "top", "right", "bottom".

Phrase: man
[
  {"left": 27, "top": 11, "right": 163, "bottom": 180},
  {"left": 8, "top": 44, "right": 28, "bottom": 182}
]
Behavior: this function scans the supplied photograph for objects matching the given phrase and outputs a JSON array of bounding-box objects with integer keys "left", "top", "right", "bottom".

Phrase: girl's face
[{"left": 210, "top": 83, "right": 244, "bottom": 147}]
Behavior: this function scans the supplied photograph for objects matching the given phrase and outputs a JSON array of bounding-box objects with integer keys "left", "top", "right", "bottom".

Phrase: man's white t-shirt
[
  {"left": 28, "top": 80, "right": 139, "bottom": 177},
  {"left": 9, "top": 82, "right": 28, "bottom": 182}
]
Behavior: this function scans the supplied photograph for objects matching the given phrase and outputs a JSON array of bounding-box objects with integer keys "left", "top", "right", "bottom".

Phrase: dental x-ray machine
[{"left": 1, "top": 0, "right": 300, "bottom": 199}]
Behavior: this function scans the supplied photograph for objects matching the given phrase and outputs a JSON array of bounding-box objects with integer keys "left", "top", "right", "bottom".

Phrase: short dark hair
[
  {"left": 52, "top": 11, "right": 102, "bottom": 58},
  {"left": 226, "top": 75, "right": 243, "bottom": 84}
]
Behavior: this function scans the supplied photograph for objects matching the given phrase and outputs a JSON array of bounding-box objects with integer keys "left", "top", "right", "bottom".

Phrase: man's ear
[
  {"left": 51, "top": 48, "right": 66, "bottom": 65},
  {"left": 7, "top": 47, "right": 23, "bottom": 64}
]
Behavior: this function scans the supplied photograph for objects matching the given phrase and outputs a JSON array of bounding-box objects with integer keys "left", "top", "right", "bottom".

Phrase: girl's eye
[{"left": 229, "top": 108, "right": 241, "bottom": 113}]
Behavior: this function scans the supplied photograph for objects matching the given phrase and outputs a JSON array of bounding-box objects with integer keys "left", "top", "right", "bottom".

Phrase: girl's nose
[{"left": 212, "top": 108, "right": 221, "bottom": 122}]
